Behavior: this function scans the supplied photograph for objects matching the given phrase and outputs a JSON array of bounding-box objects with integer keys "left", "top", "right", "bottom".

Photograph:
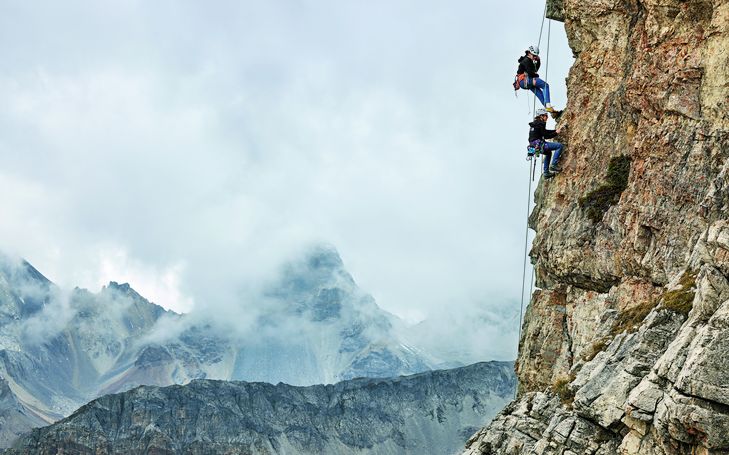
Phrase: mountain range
[
  {"left": 0, "top": 246, "right": 509, "bottom": 448},
  {"left": 5, "top": 361, "right": 515, "bottom": 455}
]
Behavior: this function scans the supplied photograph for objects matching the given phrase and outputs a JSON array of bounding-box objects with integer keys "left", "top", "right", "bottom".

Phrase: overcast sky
[{"left": 0, "top": 1, "right": 572, "bottom": 328}]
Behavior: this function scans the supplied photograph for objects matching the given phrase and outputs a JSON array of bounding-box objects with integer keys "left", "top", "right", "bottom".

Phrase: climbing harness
[
  {"left": 527, "top": 139, "right": 544, "bottom": 159},
  {"left": 513, "top": 72, "right": 527, "bottom": 91}
]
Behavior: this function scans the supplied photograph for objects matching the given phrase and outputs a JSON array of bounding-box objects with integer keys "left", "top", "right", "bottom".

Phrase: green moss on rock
[
  {"left": 579, "top": 155, "right": 632, "bottom": 223},
  {"left": 608, "top": 271, "right": 696, "bottom": 338},
  {"left": 611, "top": 299, "right": 657, "bottom": 336},
  {"left": 660, "top": 272, "right": 697, "bottom": 316},
  {"left": 546, "top": 0, "right": 565, "bottom": 22}
]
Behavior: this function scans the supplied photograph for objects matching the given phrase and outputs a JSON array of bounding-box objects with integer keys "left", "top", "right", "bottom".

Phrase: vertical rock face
[{"left": 465, "top": 0, "right": 729, "bottom": 454}]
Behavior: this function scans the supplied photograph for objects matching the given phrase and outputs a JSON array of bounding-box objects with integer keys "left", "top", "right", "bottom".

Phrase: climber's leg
[
  {"left": 533, "top": 78, "right": 552, "bottom": 107},
  {"left": 544, "top": 142, "right": 563, "bottom": 173},
  {"left": 530, "top": 87, "right": 546, "bottom": 107},
  {"left": 520, "top": 77, "right": 546, "bottom": 107},
  {"left": 542, "top": 149, "right": 553, "bottom": 174}
]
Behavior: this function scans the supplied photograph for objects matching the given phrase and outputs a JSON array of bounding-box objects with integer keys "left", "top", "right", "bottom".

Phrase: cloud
[
  {"left": 16, "top": 284, "right": 75, "bottom": 347},
  {"left": 0, "top": 0, "right": 574, "bottom": 358},
  {"left": 93, "top": 249, "right": 194, "bottom": 313}
]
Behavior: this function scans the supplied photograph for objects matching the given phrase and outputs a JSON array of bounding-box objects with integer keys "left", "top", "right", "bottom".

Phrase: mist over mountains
[{"left": 0, "top": 245, "right": 517, "bottom": 447}]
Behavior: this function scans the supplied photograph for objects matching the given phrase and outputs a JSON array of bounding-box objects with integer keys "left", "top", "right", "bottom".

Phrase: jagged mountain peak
[
  {"left": 101, "top": 281, "right": 166, "bottom": 311},
  {"left": 304, "top": 243, "right": 345, "bottom": 269},
  {"left": 0, "top": 255, "right": 53, "bottom": 322},
  {"left": 104, "top": 281, "right": 134, "bottom": 293},
  {"left": 265, "top": 245, "right": 382, "bottom": 326},
  {"left": 274, "top": 244, "right": 355, "bottom": 295},
  {"left": 0, "top": 254, "right": 52, "bottom": 288}
]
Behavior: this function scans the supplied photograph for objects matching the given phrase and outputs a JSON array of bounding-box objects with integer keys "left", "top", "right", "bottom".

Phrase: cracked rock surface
[{"left": 465, "top": 0, "right": 729, "bottom": 453}]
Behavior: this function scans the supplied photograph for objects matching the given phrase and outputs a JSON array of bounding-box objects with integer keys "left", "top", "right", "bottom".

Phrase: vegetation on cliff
[{"left": 579, "top": 155, "right": 632, "bottom": 223}]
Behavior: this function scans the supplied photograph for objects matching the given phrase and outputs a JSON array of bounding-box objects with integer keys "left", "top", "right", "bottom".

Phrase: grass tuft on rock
[
  {"left": 660, "top": 271, "right": 697, "bottom": 316},
  {"left": 552, "top": 374, "right": 576, "bottom": 407},
  {"left": 609, "top": 270, "right": 697, "bottom": 337},
  {"left": 579, "top": 155, "right": 632, "bottom": 223},
  {"left": 611, "top": 299, "right": 657, "bottom": 336},
  {"left": 583, "top": 338, "right": 609, "bottom": 362}
]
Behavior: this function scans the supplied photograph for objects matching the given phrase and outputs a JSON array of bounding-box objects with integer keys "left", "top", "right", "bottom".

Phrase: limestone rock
[{"left": 465, "top": 0, "right": 729, "bottom": 453}]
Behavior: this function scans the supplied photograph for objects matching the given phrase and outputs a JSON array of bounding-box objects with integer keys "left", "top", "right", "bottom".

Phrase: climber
[
  {"left": 514, "top": 46, "right": 562, "bottom": 118},
  {"left": 528, "top": 108, "right": 563, "bottom": 178}
]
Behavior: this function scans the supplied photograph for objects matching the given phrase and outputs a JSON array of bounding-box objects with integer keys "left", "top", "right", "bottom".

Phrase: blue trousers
[
  {"left": 520, "top": 76, "right": 551, "bottom": 107},
  {"left": 542, "top": 141, "right": 563, "bottom": 173}
]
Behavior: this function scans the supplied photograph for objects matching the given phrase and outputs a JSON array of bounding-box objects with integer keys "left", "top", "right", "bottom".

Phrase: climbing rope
[
  {"left": 516, "top": 3, "right": 552, "bottom": 399},
  {"left": 545, "top": 17, "right": 551, "bottom": 83},
  {"left": 530, "top": 3, "right": 552, "bottom": 180},
  {"left": 526, "top": 21, "right": 550, "bottom": 304},
  {"left": 517, "top": 155, "right": 533, "bottom": 368},
  {"left": 531, "top": 1, "right": 549, "bottom": 117}
]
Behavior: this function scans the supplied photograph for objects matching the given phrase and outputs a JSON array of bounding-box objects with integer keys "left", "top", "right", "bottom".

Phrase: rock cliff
[
  {"left": 5, "top": 362, "right": 515, "bottom": 455},
  {"left": 465, "top": 0, "right": 729, "bottom": 453}
]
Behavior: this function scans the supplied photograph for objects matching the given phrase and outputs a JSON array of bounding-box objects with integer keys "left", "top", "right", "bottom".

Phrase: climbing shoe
[
  {"left": 543, "top": 171, "right": 556, "bottom": 179},
  {"left": 550, "top": 110, "right": 564, "bottom": 120},
  {"left": 549, "top": 164, "right": 562, "bottom": 174}
]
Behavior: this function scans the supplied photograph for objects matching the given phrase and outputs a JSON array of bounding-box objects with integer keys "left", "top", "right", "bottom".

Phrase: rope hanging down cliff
[{"left": 516, "top": 5, "right": 552, "bottom": 398}]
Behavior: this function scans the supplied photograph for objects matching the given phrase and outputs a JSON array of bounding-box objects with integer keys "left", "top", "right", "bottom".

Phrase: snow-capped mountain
[{"left": 0, "top": 246, "right": 437, "bottom": 447}]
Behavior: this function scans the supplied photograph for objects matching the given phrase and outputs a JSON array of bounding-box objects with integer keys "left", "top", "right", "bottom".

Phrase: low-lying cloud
[{"left": 0, "top": 1, "right": 573, "bottom": 361}]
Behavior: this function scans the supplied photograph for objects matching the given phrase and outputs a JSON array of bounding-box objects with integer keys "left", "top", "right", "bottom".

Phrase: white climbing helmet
[
  {"left": 535, "top": 108, "right": 548, "bottom": 116},
  {"left": 528, "top": 45, "right": 540, "bottom": 55}
]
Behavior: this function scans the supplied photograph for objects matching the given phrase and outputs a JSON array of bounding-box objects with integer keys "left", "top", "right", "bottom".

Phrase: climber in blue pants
[
  {"left": 542, "top": 141, "right": 563, "bottom": 175},
  {"left": 523, "top": 76, "right": 551, "bottom": 108},
  {"left": 514, "top": 46, "right": 562, "bottom": 118},
  {"left": 528, "top": 108, "right": 564, "bottom": 179}
]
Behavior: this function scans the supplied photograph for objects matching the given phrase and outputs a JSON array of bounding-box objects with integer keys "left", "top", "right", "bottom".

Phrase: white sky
[{"left": 0, "top": 1, "right": 572, "bottom": 325}]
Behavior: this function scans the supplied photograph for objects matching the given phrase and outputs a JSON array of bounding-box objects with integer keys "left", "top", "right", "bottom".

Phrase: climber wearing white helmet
[
  {"left": 528, "top": 108, "right": 564, "bottom": 179},
  {"left": 514, "top": 45, "right": 562, "bottom": 118}
]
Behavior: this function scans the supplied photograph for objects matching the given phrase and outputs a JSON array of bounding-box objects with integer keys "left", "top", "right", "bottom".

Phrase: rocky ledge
[{"left": 465, "top": 0, "right": 729, "bottom": 454}]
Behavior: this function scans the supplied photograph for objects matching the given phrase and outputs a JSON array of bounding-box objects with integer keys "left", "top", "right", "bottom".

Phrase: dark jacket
[
  {"left": 517, "top": 54, "right": 541, "bottom": 77},
  {"left": 528, "top": 119, "right": 557, "bottom": 143}
]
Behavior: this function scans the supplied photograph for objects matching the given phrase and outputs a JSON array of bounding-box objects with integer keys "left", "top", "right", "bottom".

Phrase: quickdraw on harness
[
  {"left": 526, "top": 139, "right": 544, "bottom": 160},
  {"left": 526, "top": 139, "right": 544, "bottom": 181}
]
